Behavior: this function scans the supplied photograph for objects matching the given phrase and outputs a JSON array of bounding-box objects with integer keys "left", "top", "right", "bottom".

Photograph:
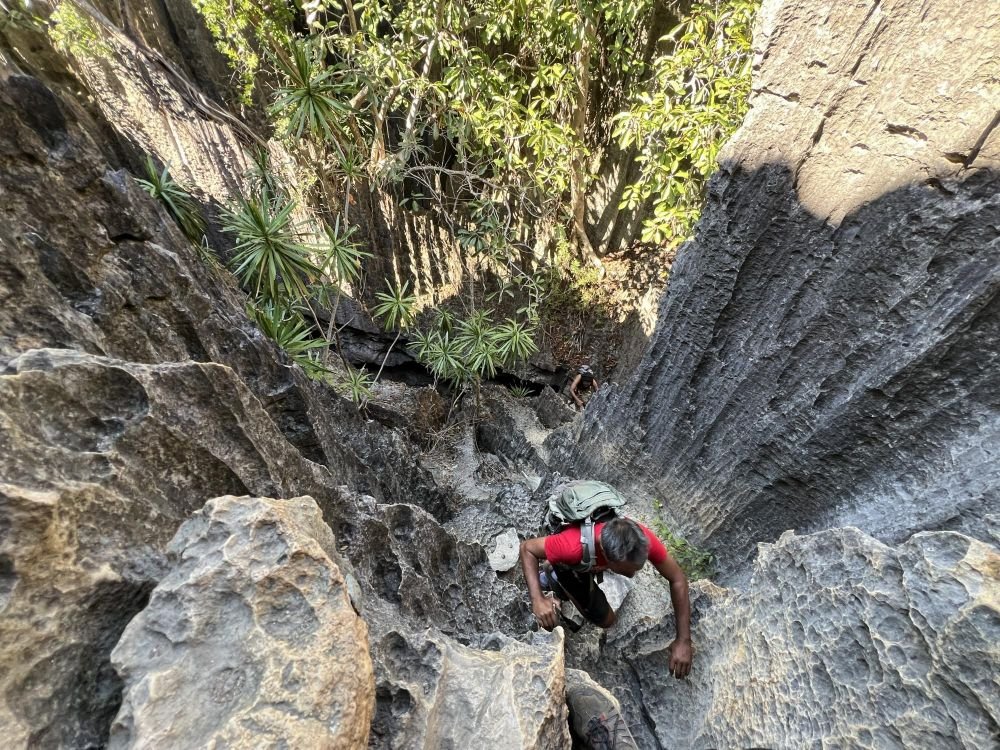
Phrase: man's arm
[
  {"left": 592, "top": 378, "right": 601, "bottom": 391},
  {"left": 653, "top": 553, "right": 693, "bottom": 678},
  {"left": 519, "top": 537, "right": 560, "bottom": 630},
  {"left": 569, "top": 374, "right": 583, "bottom": 407}
]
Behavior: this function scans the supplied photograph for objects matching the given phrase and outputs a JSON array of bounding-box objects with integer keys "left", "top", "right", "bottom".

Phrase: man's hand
[
  {"left": 653, "top": 553, "right": 693, "bottom": 678},
  {"left": 532, "top": 595, "right": 560, "bottom": 630},
  {"left": 668, "top": 638, "right": 692, "bottom": 678}
]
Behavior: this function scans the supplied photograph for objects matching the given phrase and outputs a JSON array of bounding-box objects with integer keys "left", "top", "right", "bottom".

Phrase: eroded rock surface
[
  {"left": 3, "top": 0, "right": 999, "bottom": 748},
  {"left": 371, "top": 628, "right": 570, "bottom": 749},
  {"left": 557, "top": 0, "right": 1000, "bottom": 568},
  {"left": 582, "top": 527, "right": 1000, "bottom": 749},
  {"left": 0, "top": 49, "right": 453, "bottom": 746},
  {"left": 535, "top": 386, "right": 576, "bottom": 430},
  {"left": 110, "top": 495, "right": 374, "bottom": 749}
]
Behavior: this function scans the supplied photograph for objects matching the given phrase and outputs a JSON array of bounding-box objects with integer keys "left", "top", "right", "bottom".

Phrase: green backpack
[{"left": 545, "top": 480, "right": 628, "bottom": 572}]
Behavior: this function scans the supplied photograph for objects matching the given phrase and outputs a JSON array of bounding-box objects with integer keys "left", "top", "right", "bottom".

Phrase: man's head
[
  {"left": 579, "top": 364, "right": 593, "bottom": 376},
  {"left": 600, "top": 518, "right": 649, "bottom": 577}
]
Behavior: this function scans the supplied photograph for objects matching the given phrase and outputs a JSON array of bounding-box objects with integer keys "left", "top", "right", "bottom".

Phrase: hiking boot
[{"left": 566, "top": 681, "right": 638, "bottom": 750}]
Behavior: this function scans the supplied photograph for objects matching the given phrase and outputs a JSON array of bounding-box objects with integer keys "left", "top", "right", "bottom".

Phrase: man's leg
[{"left": 550, "top": 567, "right": 614, "bottom": 628}]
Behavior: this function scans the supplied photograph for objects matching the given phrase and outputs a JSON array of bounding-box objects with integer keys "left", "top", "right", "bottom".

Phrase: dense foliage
[
  {"left": 173, "top": 0, "right": 757, "bottom": 408},
  {"left": 615, "top": 0, "right": 757, "bottom": 244}
]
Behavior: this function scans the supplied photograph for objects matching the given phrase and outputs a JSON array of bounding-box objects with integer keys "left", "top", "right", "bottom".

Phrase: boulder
[
  {"left": 581, "top": 527, "right": 1000, "bottom": 749},
  {"left": 110, "top": 495, "right": 374, "bottom": 749},
  {"left": 535, "top": 386, "right": 575, "bottom": 429},
  {"left": 328, "top": 497, "right": 533, "bottom": 639},
  {"left": 489, "top": 528, "right": 522, "bottom": 572},
  {"left": 371, "top": 628, "right": 570, "bottom": 749},
  {"left": 0, "top": 350, "right": 339, "bottom": 747},
  {"left": 475, "top": 390, "right": 550, "bottom": 474}
]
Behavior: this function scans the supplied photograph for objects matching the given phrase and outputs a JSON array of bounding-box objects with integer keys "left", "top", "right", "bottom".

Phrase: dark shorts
[{"left": 551, "top": 566, "right": 611, "bottom": 626}]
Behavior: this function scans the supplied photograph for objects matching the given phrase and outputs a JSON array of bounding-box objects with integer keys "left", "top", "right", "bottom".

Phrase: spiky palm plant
[
  {"left": 322, "top": 220, "right": 368, "bottom": 285},
  {"left": 136, "top": 156, "right": 206, "bottom": 243},
  {"left": 372, "top": 279, "right": 418, "bottom": 382},
  {"left": 434, "top": 308, "right": 456, "bottom": 334},
  {"left": 246, "top": 145, "right": 285, "bottom": 198},
  {"left": 271, "top": 38, "right": 354, "bottom": 142},
  {"left": 223, "top": 189, "right": 319, "bottom": 301},
  {"left": 456, "top": 310, "right": 501, "bottom": 379},
  {"left": 373, "top": 279, "right": 418, "bottom": 331},
  {"left": 345, "top": 366, "right": 374, "bottom": 406},
  {"left": 494, "top": 317, "right": 538, "bottom": 364},
  {"left": 425, "top": 332, "right": 469, "bottom": 385},
  {"left": 249, "top": 301, "right": 326, "bottom": 366}
]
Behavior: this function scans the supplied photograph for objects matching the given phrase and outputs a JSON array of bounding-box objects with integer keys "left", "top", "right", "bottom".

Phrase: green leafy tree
[
  {"left": 614, "top": 0, "right": 759, "bottom": 245},
  {"left": 48, "top": 0, "right": 112, "bottom": 59},
  {"left": 190, "top": 0, "right": 293, "bottom": 103},
  {"left": 190, "top": 0, "right": 757, "bottom": 416}
]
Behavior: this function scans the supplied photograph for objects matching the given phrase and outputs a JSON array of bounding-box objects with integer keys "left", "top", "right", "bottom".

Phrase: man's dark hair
[{"left": 600, "top": 518, "right": 650, "bottom": 566}]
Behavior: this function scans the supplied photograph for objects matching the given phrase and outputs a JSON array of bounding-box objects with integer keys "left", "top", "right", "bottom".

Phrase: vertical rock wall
[{"left": 559, "top": 0, "right": 1000, "bottom": 569}]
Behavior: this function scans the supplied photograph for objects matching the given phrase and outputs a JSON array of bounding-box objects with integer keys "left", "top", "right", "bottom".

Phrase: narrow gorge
[{"left": 0, "top": 1, "right": 997, "bottom": 749}]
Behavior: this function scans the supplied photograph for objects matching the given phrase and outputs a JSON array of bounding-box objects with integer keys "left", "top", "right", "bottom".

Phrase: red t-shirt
[{"left": 544, "top": 521, "right": 667, "bottom": 570}]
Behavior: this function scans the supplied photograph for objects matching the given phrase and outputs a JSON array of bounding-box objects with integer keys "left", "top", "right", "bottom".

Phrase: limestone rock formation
[
  {"left": 371, "top": 628, "right": 570, "bottom": 749},
  {"left": 329, "top": 495, "right": 533, "bottom": 640},
  {"left": 0, "top": 50, "right": 452, "bottom": 746},
  {"left": 557, "top": 0, "right": 1000, "bottom": 568},
  {"left": 109, "top": 495, "right": 374, "bottom": 749},
  {"left": 580, "top": 527, "right": 1000, "bottom": 749},
  {"left": 535, "top": 386, "right": 576, "bottom": 430},
  {"left": 3, "top": 0, "right": 999, "bottom": 748},
  {"left": 0, "top": 349, "right": 335, "bottom": 747}
]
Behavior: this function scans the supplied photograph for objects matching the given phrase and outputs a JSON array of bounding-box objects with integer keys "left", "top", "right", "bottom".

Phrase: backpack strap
[{"left": 578, "top": 517, "right": 596, "bottom": 572}]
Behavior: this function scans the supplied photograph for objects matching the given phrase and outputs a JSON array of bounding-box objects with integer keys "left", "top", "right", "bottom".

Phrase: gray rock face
[
  {"left": 110, "top": 496, "right": 374, "bottom": 749},
  {"left": 475, "top": 389, "right": 551, "bottom": 475},
  {"left": 0, "top": 55, "right": 453, "bottom": 746},
  {"left": 371, "top": 628, "right": 570, "bottom": 749},
  {"left": 582, "top": 527, "right": 1000, "bottom": 749},
  {"left": 0, "top": 349, "right": 334, "bottom": 747},
  {"left": 535, "top": 386, "right": 576, "bottom": 429},
  {"left": 558, "top": 0, "right": 1000, "bottom": 569},
  {"left": 331, "top": 495, "right": 533, "bottom": 640}
]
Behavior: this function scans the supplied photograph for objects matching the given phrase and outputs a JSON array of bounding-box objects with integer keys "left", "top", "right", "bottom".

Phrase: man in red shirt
[{"left": 519, "top": 517, "right": 693, "bottom": 678}]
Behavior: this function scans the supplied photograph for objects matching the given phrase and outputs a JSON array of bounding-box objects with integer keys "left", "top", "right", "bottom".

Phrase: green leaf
[
  {"left": 223, "top": 188, "right": 319, "bottom": 302},
  {"left": 136, "top": 155, "right": 206, "bottom": 244},
  {"left": 373, "top": 279, "right": 417, "bottom": 331}
]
